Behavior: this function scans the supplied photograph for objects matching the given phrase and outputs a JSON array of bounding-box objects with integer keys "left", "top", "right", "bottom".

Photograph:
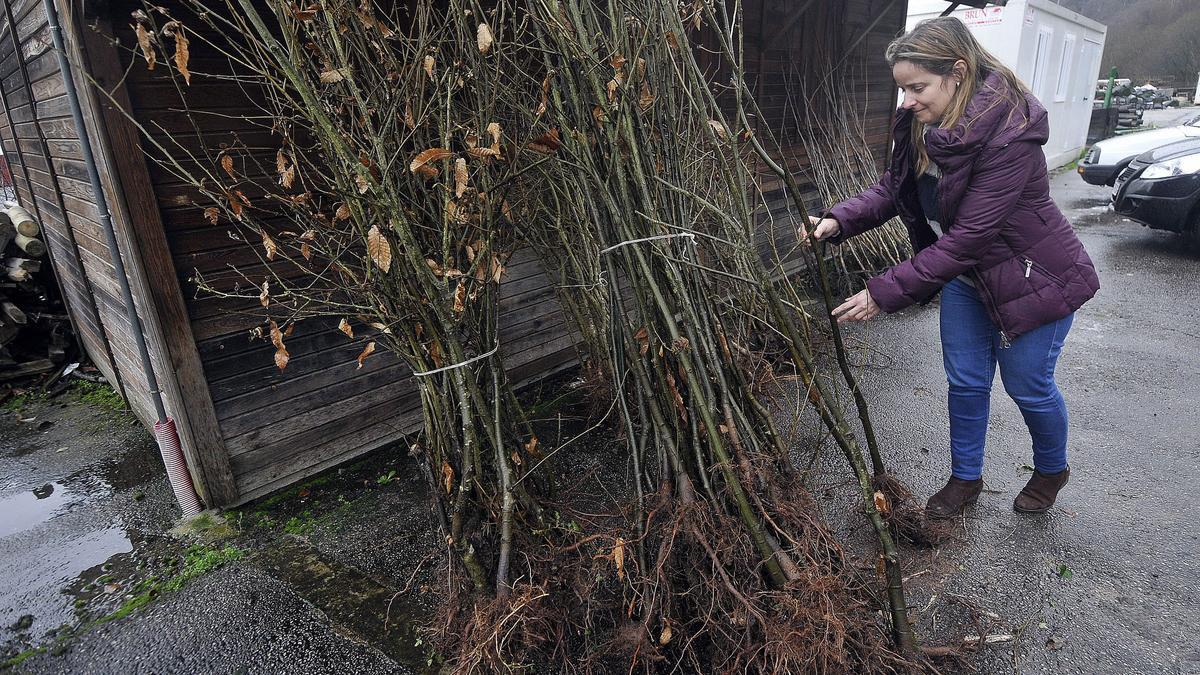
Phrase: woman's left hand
[{"left": 832, "top": 288, "right": 881, "bottom": 323}]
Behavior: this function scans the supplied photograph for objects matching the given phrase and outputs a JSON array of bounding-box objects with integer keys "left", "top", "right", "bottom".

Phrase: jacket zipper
[
  {"left": 971, "top": 270, "right": 1014, "bottom": 348},
  {"left": 1022, "top": 255, "right": 1066, "bottom": 287},
  {"left": 939, "top": 182, "right": 1013, "bottom": 346}
]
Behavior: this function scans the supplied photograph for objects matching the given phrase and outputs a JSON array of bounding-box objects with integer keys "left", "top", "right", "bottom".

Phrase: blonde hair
[{"left": 886, "top": 16, "right": 1030, "bottom": 174}]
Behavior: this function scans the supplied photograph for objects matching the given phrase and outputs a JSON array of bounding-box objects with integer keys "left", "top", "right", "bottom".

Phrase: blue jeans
[{"left": 940, "top": 278, "right": 1073, "bottom": 480}]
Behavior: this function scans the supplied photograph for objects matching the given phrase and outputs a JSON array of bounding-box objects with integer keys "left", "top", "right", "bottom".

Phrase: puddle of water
[
  {"left": 0, "top": 525, "right": 132, "bottom": 642},
  {"left": 0, "top": 482, "right": 79, "bottom": 538}
]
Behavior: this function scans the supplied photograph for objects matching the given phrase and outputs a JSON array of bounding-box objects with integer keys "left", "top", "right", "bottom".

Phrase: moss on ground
[
  {"left": 2, "top": 391, "right": 45, "bottom": 413},
  {"left": 96, "top": 545, "right": 244, "bottom": 626},
  {"left": 68, "top": 381, "right": 127, "bottom": 412}
]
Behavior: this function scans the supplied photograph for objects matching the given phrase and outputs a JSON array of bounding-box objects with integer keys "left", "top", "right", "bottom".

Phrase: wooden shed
[{"left": 0, "top": 0, "right": 911, "bottom": 508}]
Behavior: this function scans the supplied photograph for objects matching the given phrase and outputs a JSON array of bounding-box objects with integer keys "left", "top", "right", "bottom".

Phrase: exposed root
[
  {"left": 430, "top": 477, "right": 921, "bottom": 674},
  {"left": 873, "top": 474, "right": 955, "bottom": 547}
]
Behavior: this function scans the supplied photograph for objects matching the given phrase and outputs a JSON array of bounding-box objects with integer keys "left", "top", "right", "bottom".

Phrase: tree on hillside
[{"left": 1053, "top": 0, "right": 1200, "bottom": 85}]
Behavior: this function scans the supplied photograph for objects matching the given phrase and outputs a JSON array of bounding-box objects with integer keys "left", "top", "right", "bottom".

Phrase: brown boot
[
  {"left": 926, "top": 476, "right": 983, "bottom": 519},
  {"left": 1013, "top": 467, "right": 1070, "bottom": 513}
]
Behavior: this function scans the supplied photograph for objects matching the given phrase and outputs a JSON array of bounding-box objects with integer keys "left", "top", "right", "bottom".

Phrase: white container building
[{"left": 906, "top": 0, "right": 1107, "bottom": 168}]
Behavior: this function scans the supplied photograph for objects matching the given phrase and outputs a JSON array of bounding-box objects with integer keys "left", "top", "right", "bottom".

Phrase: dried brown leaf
[
  {"left": 300, "top": 241, "right": 312, "bottom": 260},
  {"left": 477, "top": 23, "right": 494, "bottom": 53},
  {"left": 527, "top": 128, "right": 561, "bottom": 154},
  {"left": 338, "top": 318, "right": 354, "bottom": 338},
  {"left": 319, "top": 68, "right": 348, "bottom": 84},
  {"left": 486, "top": 122, "right": 502, "bottom": 149},
  {"left": 467, "top": 147, "right": 500, "bottom": 161},
  {"left": 707, "top": 120, "right": 728, "bottom": 141},
  {"left": 666, "top": 372, "right": 686, "bottom": 421},
  {"left": 289, "top": 3, "right": 319, "bottom": 20},
  {"left": 269, "top": 320, "right": 289, "bottom": 370},
  {"left": 260, "top": 229, "right": 277, "bottom": 260},
  {"left": 356, "top": 8, "right": 395, "bottom": 37},
  {"left": 441, "top": 461, "right": 454, "bottom": 494},
  {"left": 452, "top": 282, "right": 466, "bottom": 313},
  {"left": 259, "top": 280, "right": 269, "bottom": 307},
  {"left": 490, "top": 254, "right": 505, "bottom": 283},
  {"left": 873, "top": 490, "right": 890, "bottom": 517},
  {"left": 423, "top": 55, "right": 435, "bottom": 79},
  {"left": 639, "top": 81, "right": 656, "bottom": 111},
  {"left": 409, "top": 148, "right": 453, "bottom": 173},
  {"left": 225, "top": 189, "right": 250, "bottom": 220},
  {"left": 454, "top": 158, "right": 468, "bottom": 198},
  {"left": 633, "top": 326, "right": 649, "bottom": 356},
  {"left": 276, "top": 150, "right": 296, "bottom": 189},
  {"left": 613, "top": 537, "right": 626, "bottom": 581},
  {"left": 173, "top": 27, "right": 190, "bottom": 85},
  {"left": 134, "top": 24, "right": 156, "bottom": 71},
  {"left": 356, "top": 341, "right": 376, "bottom": 369},
  {"left": 367, "top": 224, "right": 391, "bottom": 272},
  {"left": 446, "top": 200, "right": 472, "bottom": 225},
  {"left": 220, "top": 153, "right": 235, "bottom": 180},
  {"left": 536, "top": 73, "right": 552, "bottom": 115},
  {"left": 203, "top": 207, "right": 219, "bottom": 225}
]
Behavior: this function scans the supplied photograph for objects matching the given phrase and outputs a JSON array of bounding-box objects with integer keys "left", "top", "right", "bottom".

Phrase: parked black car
[{"left": 1111, "top": 138, "right": 1200, "bottom": 240}]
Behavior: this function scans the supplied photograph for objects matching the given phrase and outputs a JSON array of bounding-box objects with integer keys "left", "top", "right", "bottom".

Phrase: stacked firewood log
[{"left": 0, "top": 204, "right": 70, "bottom": 383}]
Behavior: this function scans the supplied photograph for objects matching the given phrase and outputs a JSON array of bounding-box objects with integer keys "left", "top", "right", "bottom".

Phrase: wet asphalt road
[
  {"left": 828, "top": 155, "right": 1200, "bottom": 673},
  {"left": 0, "top": 398, "right": 426, "bottom": 674}
]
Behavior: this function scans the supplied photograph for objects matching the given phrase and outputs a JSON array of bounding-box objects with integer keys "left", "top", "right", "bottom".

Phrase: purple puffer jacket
[{"left": 826, "top": 70, "right": 1100, "bottom": 342}]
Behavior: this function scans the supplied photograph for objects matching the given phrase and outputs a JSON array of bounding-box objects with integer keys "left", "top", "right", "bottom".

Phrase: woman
[{"left": 806, "top": 17, "right": 1100, "bottom": 519}]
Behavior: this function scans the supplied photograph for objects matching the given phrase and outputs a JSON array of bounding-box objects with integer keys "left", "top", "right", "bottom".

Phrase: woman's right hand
[{"left": 802, "top": 216, "right": 841, "bottom": 246}]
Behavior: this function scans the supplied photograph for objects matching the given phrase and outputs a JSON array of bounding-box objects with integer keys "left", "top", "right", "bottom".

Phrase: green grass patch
[
  {"left": 283, "top": 513, "right": 315, "bottom": 536},
  {"left": 69, "top": 381, "right": 127, "bottom": 411},
  {"left": 166, "top": 545, "right": 244, "bottom": 591},
  {"left": 94, "top": 545, "right": 244, "bottom": 626},
  {"left": 1, "top": 645, "right": 47, "bottom": 670},
  {"left": 2, "top": 391, "right": 45, "bottom": 412}
]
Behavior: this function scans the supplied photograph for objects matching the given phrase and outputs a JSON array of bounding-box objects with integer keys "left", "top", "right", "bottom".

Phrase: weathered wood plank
[
  {"left": 81, "top": 3, "right": 241, "bottom": 507},
  {"left": 33, "top": 92, "right": 71, "bottom": 119}
]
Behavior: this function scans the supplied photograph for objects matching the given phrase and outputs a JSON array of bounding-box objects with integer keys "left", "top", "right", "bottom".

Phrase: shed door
[{"left": 1073, "top": 39, "right": 1103, "bottom": 149}]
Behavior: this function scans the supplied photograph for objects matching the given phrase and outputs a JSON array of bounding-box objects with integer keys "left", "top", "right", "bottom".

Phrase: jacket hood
[{"left": 896, "top": 70, "right": 1048, "bottom": 168}]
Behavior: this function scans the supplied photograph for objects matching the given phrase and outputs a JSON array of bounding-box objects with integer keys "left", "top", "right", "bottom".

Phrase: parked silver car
[{"left": 1078, "top": 113, "right": 1200, "bottom": 186}]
